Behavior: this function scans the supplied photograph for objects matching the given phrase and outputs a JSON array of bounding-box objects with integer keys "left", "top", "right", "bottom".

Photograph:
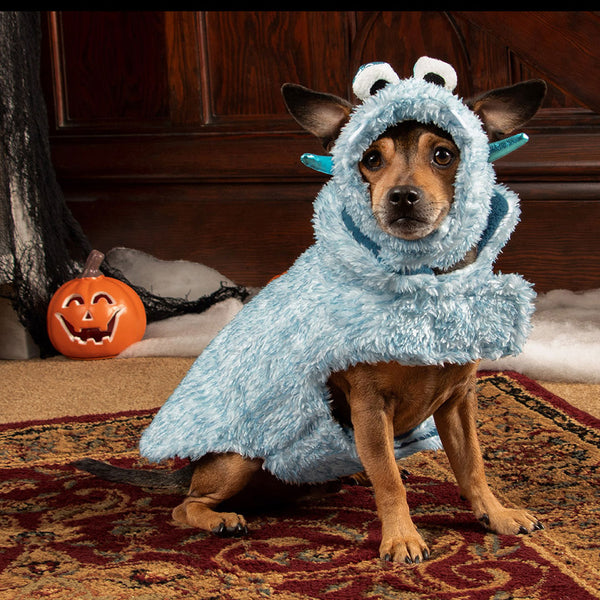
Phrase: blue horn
[
  {"left": 300, "top": 153, "right": 333, "bottom": 175},
  {"left": 487, "top": 133, "right": 529, "bottom": 162}
]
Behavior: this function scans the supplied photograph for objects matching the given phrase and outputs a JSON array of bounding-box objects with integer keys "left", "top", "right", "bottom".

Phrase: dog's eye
[
  {"left": 361, "top": 150, "right": 383, "bottom": 171},
  {"left": 433, "top": 146, "right": 455, "bottom": 167}
]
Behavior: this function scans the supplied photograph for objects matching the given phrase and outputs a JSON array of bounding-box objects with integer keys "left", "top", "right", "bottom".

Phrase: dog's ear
[
  {"left": 467, "top": 80, "right": 547, "bottom": 141},
  {"left": 282, "top": 83, "right": 353, "bottom": 151}
]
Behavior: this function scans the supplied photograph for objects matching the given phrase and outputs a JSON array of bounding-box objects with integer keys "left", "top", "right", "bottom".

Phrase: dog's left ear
[
  {"left": 467, "top": 80, "right": 547, "bottom": 141},
  {"left": 282, "top": 83, "right": 353, "bottom": 151}
]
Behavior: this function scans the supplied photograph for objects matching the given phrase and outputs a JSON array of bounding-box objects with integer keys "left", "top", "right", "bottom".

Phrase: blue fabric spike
[
  {"left": 140, "top": 64, "right": 535, "bottom": 485},
  {"left": 301, "top": 153, "right": 333, "bottom": 175},
  {"left": 488, "top": 133, "right": 529, "bottom": 162}
]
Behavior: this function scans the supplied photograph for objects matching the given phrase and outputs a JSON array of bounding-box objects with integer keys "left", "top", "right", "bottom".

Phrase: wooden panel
[
  {"left": 41, "top": 10, "right": 600, "bottom": 184},
  {"left": 65, "top": 183, "right": 317, "bottom": 287},
  {"left": 164, "top": 11, "right": 204, "bottom": 126},
  {"left": 48, "top": 132, "right": 324, "bottom": 182},
  {"left": 202, "top": 11, "right": 349, "bottom": 118},
  {"left": 47, "top": 11, "right": 169, "bottom": 130},
  {"left": 455, "top": 11, "right": 600, "bottom": 113},
  {"left": 496, "top": 199, "right": 600, "bottom": 292},
  {"left": 39, "top": 11, "right": 600, "bottom": 293},
  {"left": 494, "top": 133, "right": 600, "bottom": 181},
  {"left": 351, "top": 12, "right": 472, "bottom": 95}
]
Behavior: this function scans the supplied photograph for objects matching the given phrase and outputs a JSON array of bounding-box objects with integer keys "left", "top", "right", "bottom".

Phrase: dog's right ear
[{"left": 282, "top": 83, "right": 353, "bottom": 151}]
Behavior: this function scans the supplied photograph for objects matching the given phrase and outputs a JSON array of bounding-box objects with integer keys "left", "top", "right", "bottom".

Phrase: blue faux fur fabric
[{"left": 139, "top": 61, "right": 535, "bottom": 483}]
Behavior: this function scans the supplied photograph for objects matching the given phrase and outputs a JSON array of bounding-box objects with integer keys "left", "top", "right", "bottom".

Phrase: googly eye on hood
[{"left": 309, "top": 58, "right": 526, "bottom": 290}]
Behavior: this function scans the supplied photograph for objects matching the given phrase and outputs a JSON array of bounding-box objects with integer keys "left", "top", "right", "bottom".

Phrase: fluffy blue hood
[
  {"left": 314, "top": 64, "right": 517, "bottom": 290},
  {"left": 139, "top": 59, "right": 534, "bottom": 483}
]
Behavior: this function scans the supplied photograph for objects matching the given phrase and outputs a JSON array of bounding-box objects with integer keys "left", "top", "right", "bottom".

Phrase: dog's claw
[
  {"left": 383, "top": 546, "right": 429, "bottom": 564},
  {"left": 212, "top": 521, "right": 248, "bottom": 537},
  {"left": 518, "top": 525, "right": 529, "bottom": 535},
  {"left": 479, "top": 513, "right": 490, "bottom": 526},
  {"left": 534, "top": 521, "right": 544, "bottom": 530}
]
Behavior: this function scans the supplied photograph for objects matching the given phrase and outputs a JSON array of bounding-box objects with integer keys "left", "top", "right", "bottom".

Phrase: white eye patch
[
  {"left": 352, "top": 62, "right": 400, "bottom": 100},
  {"left": 413, "top": 56, "right": 457, "bottom": 92}
]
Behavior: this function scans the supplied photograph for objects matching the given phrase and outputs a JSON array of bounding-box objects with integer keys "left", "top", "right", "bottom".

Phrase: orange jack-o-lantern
[{"left": 47, "top": 250, "right": 146, "bottom": 359}]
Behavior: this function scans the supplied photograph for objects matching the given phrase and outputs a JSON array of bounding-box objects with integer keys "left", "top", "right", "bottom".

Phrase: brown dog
[{"left": 76, "top": 75, "right": 546, "bottom": 564}]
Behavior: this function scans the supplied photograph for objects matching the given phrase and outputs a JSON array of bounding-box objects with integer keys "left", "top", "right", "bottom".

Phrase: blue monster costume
[{"left": 139, "top": 58, "right": 535, "bottom": 483}]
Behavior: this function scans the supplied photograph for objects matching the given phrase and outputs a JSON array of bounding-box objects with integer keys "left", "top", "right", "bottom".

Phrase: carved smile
[{"left": 56, "top": 310, "right": 121, "bottom": 345}]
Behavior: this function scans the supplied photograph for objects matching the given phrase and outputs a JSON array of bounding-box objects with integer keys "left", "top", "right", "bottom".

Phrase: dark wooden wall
[{"left": 40, "top": 11, "right": 600, "bottom": 291}]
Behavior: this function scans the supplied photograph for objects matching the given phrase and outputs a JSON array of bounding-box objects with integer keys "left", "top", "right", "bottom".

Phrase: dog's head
[
  {"left": 282, "top": 59, "right": 545, "bottom": 278},
  {"left": 283, "top": 59, "right": 545, "bottom": 244},
  {"left": 356, "top": 119, "right": 460, "bottom": 241}
]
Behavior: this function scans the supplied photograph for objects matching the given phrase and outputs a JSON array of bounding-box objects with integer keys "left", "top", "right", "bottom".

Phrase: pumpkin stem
[{"left": 81, "top": 250, "right": 105, "bottom": 278}]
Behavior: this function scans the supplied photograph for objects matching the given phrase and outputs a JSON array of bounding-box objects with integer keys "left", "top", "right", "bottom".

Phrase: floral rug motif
[{"left": 1, "top": 372, "right": 599, "bottom": 599}]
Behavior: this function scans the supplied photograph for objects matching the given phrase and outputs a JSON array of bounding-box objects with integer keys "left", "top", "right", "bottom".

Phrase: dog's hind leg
[{"left": 172, "top": 452, "right": 261, "bottom": 536}]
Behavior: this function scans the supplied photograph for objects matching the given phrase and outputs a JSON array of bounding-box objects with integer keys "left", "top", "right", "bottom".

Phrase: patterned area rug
[{"left": 1, "top": 372, "right": 599, "bottom": 600}]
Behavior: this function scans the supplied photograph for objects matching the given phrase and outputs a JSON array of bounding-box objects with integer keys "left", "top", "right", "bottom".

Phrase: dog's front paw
[
  {"left": 478, "top": 508, "right": 544, "bottom": 536},
  {"left": 380, "top": 528, "right": 430, "bottom": 564}
]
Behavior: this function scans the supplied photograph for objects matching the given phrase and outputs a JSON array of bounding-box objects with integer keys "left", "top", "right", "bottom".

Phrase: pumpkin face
[{"left": 47, "top": 251, "right": 146, "bottom": 359}]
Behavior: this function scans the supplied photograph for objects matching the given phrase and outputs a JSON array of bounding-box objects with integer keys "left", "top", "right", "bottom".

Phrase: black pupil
[
  {"left": 435, "top": 148, "right": 451, "bottom": 163},
  {"left": 424, "top": 72, "right": 445, "bottom": 87},
  {"left": 364, "top": 151, "right": 381, "bottom": 169},
  {"left": 369, "top": 79, "right": 388, "bottom": 95}
]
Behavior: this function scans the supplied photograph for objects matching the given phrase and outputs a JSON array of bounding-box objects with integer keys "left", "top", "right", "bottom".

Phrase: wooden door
[{"left": 41, "top": 11, "right": 600, "bottom": 290}]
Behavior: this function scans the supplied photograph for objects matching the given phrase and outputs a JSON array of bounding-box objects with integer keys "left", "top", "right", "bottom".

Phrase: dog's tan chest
[{"left": 328, "top": 361, "right": 478, "bottom": 436}]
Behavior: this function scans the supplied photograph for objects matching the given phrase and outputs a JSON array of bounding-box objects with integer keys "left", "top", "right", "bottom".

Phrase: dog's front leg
[
  {"left": 351, "top": 401, "right": 429, "bottom": 564},
  {"left": 434, "top": 383, "right": 543, "bottom": 536}
]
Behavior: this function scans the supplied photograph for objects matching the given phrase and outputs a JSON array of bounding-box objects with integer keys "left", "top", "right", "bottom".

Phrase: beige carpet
[
  {"left": 1, "top": 356, "right": 599, "bottom": 425},
  {"left": 0, "top": 356, "right": 193, "bottom": 424}
]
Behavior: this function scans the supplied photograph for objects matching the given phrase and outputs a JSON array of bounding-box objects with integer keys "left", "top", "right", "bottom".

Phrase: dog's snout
[{"left": 387, "top": 186, "right": 422, "bottom": 208}]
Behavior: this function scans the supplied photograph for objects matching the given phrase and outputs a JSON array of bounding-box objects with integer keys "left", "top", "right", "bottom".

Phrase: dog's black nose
[{"left": 387, "top": 186, "right": 422, "bottom": 208}]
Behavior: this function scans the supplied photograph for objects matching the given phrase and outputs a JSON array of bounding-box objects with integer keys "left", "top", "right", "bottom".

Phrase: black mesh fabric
[{"left": 0, "top": 12, "right": 248, "bottom": 357}]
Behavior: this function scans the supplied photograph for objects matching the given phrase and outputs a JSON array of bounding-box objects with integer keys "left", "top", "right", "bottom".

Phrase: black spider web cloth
[{"left": 0, "top": 12, "right": 247, "bottom": 358}]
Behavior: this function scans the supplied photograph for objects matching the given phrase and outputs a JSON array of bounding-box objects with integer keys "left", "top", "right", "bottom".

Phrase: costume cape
[{"left": 139, "top": 59, "right": 535, "bottom": 483}]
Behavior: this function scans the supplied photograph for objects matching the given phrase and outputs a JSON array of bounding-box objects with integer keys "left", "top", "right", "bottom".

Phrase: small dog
[{"left": 76, "top": 72, "right": 546, "bottom": 564}]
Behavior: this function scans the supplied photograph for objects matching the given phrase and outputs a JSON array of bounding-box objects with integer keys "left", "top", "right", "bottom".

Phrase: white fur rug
[{"left": 112, "top": 248, "right": 600, "bottom": 384}]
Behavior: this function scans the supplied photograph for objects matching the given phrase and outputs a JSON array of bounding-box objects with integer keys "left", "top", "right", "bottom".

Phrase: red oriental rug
[{"left": 1, "top": 371, "right": 599, "bottom": 599}]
